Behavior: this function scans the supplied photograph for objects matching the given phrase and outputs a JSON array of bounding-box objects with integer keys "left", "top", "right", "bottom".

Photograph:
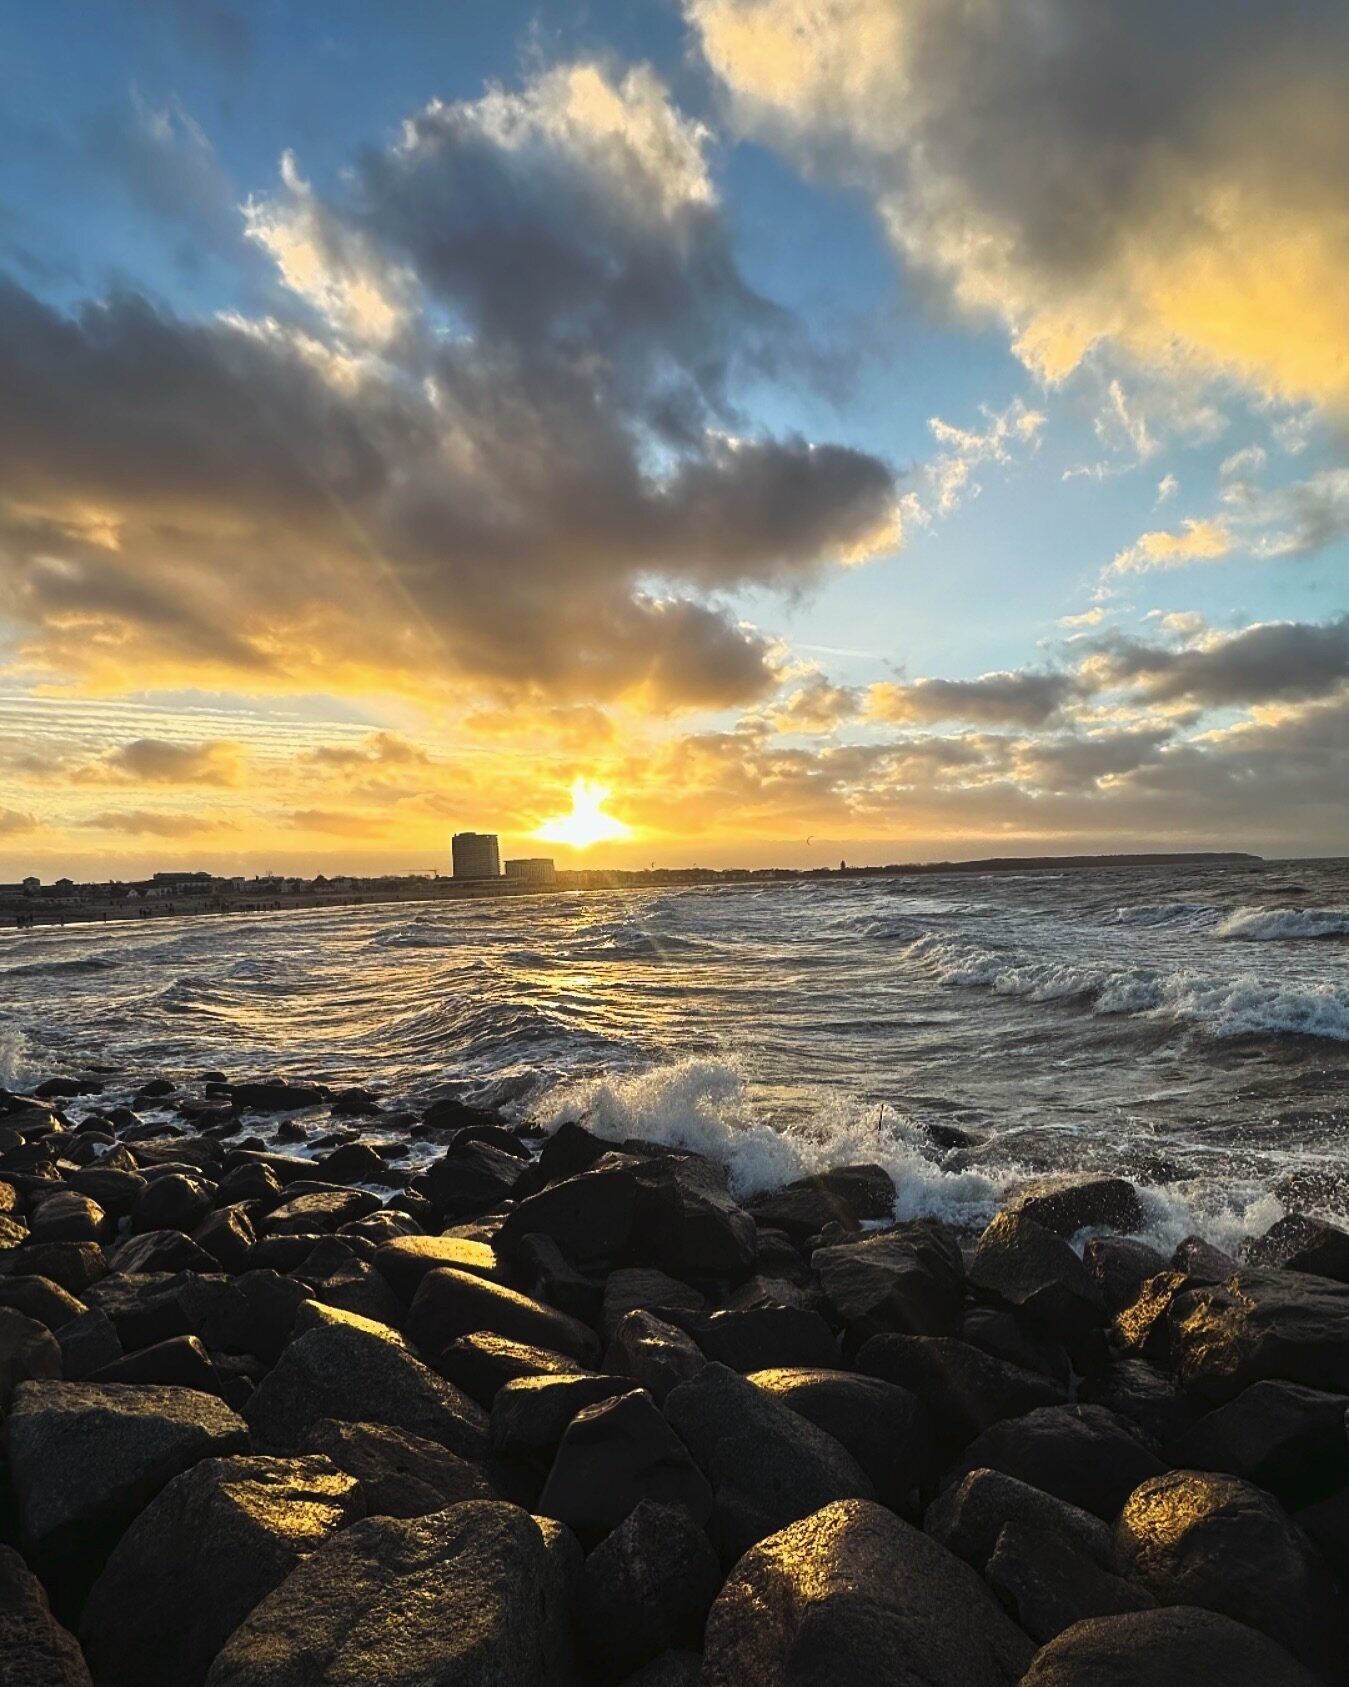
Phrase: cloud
[
  {"left": 90, "top": 738, "right": 244, "bottom": 787},
  {"left": 1091, "top": 616, "right": 1349, "bottom": 709},
  {"left": 300, "top": 731, "right": 429, "bottom": 772},
  {"left": 73, "top": 808, "right": 234, "bottom": 837},
  {"left": 0, "top": 61, "right": 897, "bottom": 713},
  {"left": 906, "top": 399, "right": 1043, "bottom": 522},
  {"left": 286, "top": 809, "right": 389, "bottom": 837},
  {"left": 687, "top": 0, "right": 1349, "bottom": 410},
  {"left": 1109, "top": 517, "right": 1233, "bottom": 577},
  {"left": 868, "top": 669, "right": 1083, "bottom": 727},
  {"left": 768, "top": 673, "right": 861, "bottom": 733},
  {"left": 0, "top": 808, "right": 37, "bottom": 838},
  {"left": 1155, "top": 473, "right": 1178, "bottom": 506},
  {"left": 89, "top": 92, "right": 240, "bottom": 262}
]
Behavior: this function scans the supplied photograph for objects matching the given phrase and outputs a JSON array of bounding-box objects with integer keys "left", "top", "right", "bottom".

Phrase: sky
[{"left": 1, "top": 0, "right": 1347, "bottom": 876}]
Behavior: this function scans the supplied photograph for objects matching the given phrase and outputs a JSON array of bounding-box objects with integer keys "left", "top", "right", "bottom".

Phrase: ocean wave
[
  {"left": 368, "top": 921, "right": 459, "bottom": 950},
  {"left": 1215, "top": 906, "right": 1349, "bottom": 941},
  {"left": 1100, "top": 902, "right": 1217, "bottom": 929},
  {"left": 0, "top": 1024, "right": 37, "bottom": 1089},
  {"left": 566, "top": 924, "right": 716, "bottom": 961},
  {"left": 1, "top": 955, "right": 121, "bottom": 979}
]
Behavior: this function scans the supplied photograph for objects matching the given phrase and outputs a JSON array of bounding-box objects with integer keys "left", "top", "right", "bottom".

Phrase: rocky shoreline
[{"left": 0, "top": 1070, "right": 1346, "bottom": 1686}]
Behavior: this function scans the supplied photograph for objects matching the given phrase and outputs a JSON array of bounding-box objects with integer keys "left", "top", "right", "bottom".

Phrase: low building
[
  {"left": 452, "top": 832, "right": 501, "bottom": 879},
  {"left": 504, "top": 857, "right": 556, "bottom": 885}
]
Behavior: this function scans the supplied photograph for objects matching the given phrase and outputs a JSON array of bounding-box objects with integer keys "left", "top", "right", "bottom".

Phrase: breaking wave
[{"left": 1215, "top": 906, "right": 1349, "bottom": 941}]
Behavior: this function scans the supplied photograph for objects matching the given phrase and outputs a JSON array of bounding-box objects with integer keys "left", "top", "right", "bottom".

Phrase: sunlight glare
[{"left": 533, "top": 777, "right": 631, "bottom": 849}]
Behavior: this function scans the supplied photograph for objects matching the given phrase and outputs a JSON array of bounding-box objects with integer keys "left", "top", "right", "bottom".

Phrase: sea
[{"left": 2, "top": 858, "right": 1347, "bottom": 1251}]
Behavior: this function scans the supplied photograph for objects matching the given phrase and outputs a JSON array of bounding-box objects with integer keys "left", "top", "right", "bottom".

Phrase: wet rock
[
  {"left": 1077, "top": 1356, "right": 1193, "bottom": 1442},
  {"left": 1172, "top": 1235, "right": 1240, "bottom": 1283},
  {"left": 745, "top": 1164, "right": 897, "bottom": 1242},
  {"left": 1116, "top": 1469, "right": 1347, "bottom": 1680},
  {"left": 664, "top": 1362, "right": 873, "bottom": 1563},
  {"left": 204, "top": 1499, "right": 579, "bottom": 1687},
  {"left": 1007, "top": 1175, "right": 1144, "bottom": 1238},
  {"left": 109, "top": 1228, "right": 219, "bottom": 1275},
  {"left": 3, "top": 1241, "right": 106, "bottom": 1295},
  {"left": 314, "top": 1140, "right": 388, "bottom": 1184},
  {"left": 28, "top": 1191, "right": 110, "bottom": 1245},
  {"left": 79, "top": 1453, "right": 363, "bottom": 1687},
  {"left": 606, "top": 1310, "right": 706, "bottom": 1405},
  {"left": 131, "top": 1173, "right": 214, "bottom": 1235},
  {"left": 1114, "top": 1270, "right": 1193, "bottom": 1362},
  {"left": 88, "top": 1332, "right": 220, "bottom": 1393},
  {"left": 814, "top": 1220, "right": 965, "bottom": 1341},
  {"left": 1248, "top": 1214, "right": 1349, "bottom": 1284},
  {"left": 749, "top": 1366, "right": 933, "bottom": 1510},
  {"left": 1164, "top": 1379, "right": 1349, "bottom": 1506},
  {"left": 539, "top": 1387, "right": 713, "bottom": 1536},
  {"left": 634, "top": 1157, "right": 758, "bottom": 1281},
  {"left": 962, "top": 1305, "right": 1071, "bottom": 1386},
  {"left": 968, "top": 1211, "right": 1106, "bottom": 1343},
  {"left": 55, "top": 1308, "right": 122, "bottom": 1379},
  {"left": 602, "top": 1267, "right": 705, "bottom": 1340},
  {"left": 701, "top": 1499, "right": 1034, "bottom": 1687},
  {"left": 215, "top": 1161, "right": 284, "bottom": 1209},
  {"left": 857, "top": 1333, "right": 1067, "bottom": 1445},
  {"left": 437, "top": 1332, "right": 585, "bottom": 1405},
  {"left": 925, "top": 1466, "right": 1114, "bottom": 1572},
  {"left": 423, "top": 1138, "right": 527, "bottom": 1218},
  {"left": 1020, "top": 1607, "right": 1322, "bottom": 1687},
  {"left": 295, "top": 1242, "right": 405, "bottom": 1328},
  {"left": 513, "top": 1232, "right": 604, "bottom": 1323},
  {"left": 984, "top": 1520, "right": 1156, "bottom": 1642},
  {"left": 244, "top": 1302, "right": 488, "bottom": 1460},
  {"left": 579, "top": 1498, "right": 721, "bottom": 1670},
  {"left": 234, "top": 1269, "right": 312, "bottom": 1364},
  {"left": 229, "top": 1081, "right": 325, "bottom": 1113},
  {"left": 192, "top": 1206, "right": 257, "bottom": 1273},
  {"left": 496, "top": 1164, "right": 641, "bottom": 1264},
  {"left": 0, "top": 1307, "right": 62, "bottom": 1407},
  {"left": 1170, "top": 1268, "right": 1349, "bottom": 1404},
  {"left": 34, "top": 1077, "right": 101, "bottom": 1099},
  {"left": 1083, "top": 1235, "right": 1168, "bottom": 1313},
  {"left": 66, "top": 1170, "right": 149, "bottom": 1223},
  {"left": 0, "top": 1543, "right": 93, "bottom": 1687},
  {"left": 303, "top": 1417, "right": 493, "bottom": 1516},
  {"left": 0, "top": 1274, "right": 87, "bottom": 1329},
  {"left": 949, "top": 1404, "right": 1166, "bottom": 1520},
  {"left": 372, "top": 1234, "right": 502, "bottom": 1302},
  {"left": 262, "top": 1188, "right": 382, "bottom": 1235},
  {"left": 421, "top": 1093, "right": 505, "bottom": 1133},
  {"left": 407, "top": 1266, "right": 599, "bottom": 1369}
]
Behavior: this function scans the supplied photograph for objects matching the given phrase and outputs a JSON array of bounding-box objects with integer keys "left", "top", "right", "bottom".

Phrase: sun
[{"left": 533, "top": 778, "right": 631, "bottom": 850}]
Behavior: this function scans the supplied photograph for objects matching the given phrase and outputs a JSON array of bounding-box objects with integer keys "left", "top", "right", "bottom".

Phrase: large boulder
[
  {"left": 605, "top": 1310, "right": 706, "bottom": 1405},
  {"left": 302, "top": 1417, "right": 493, "bottom": 1516},
  {"left": 813, "top": 1221, "right": 964, "bottom": 1341},
  {"left": 1246, "top": 1215, "right": 1349, "bottom": 1284},
  {"left": 925, "top": 1466, "right": 1114, "bottom": 1573},
  {"left": 968, "top": 1211, "right": 1106, "bottom": 1343},
  {"left": 262, "top": 1188, "right": 382, "bottom": 1235},
  {"left": 684, "top": 1305, "right": 838, "bottom": 1373},
  {"left": 745, "top": 1165, "right": 897, "bottom": 1242},
  {"left": 1007, "top": 1175, "right": 1144, "bottom": 1239},
  {"left": 79, "top": 1454, "right": 364, "bottom": 1687},
  {"left": 577, "top": 1498, "right": 721, "bottom": 1671},
  {"left": 1020, "top": 1607, "right": 1322, "bottom": 1687},
  {"left": 948, "top": 1404, "right": 1166, "bottom": 1520},
  {"left": 537, "top": 1388, "right": 713, "bottom": 1536},
  {"left": 1082, "top": 1236, "right": 1168, "bottom": 1314},
  {"left": 984, "top": 1521, "right": 1156, "bottom": 1643},
  {"left": 857, "top": 1333, "right": 1067, "bottom": 1444},
  {"left": 204, "top": 1500, "right": 579, "bottom": 1686},
  {"left": 372, "top": 1235, "right": 502, "bottom": 1302},
  {"left": 491, "top": 1372, "right": 636, "bottom": 1462},
  {"left": 494, "top": 1165, "right": 641, "bottom": 1264},
  {"left": 633, "top": 1157, "right": 757, "bottom": 1281},
  {"left": 28, "top": 1192, "right": 110, "bottom": 1245},
  {"left": 1164, "top": 1380, "right": 1349, "bottom": 1506},
  {"left": 406, "top": 1268, "right": 599, "bottom": 1369},
  {"left": 423, "top": 1139, "right": 527, "bottom": 1218},
  {"left": 601, "top": 1268, "right": 705, "bottom": 1341},
  {"left": 663, "top": 1362, "right": 874, "bottom": 1562},
  {"left": 1170, "top": 1269, "right": 1349, "bottom": 1404},
  {"left": 0, "top": 1308, "right": 62, "bottom": 1408},
  {"left": 701, "top": 1499, "right": 1034, "bottom": 1687},
  {"left": 436, "top": 1333, "right": 585, "bottom": 1406},
  {"left": 1114, "top": 1469, "right": 1348, "bottom": 1682},
  {"left": 0, "top": 1545, "right": 92, "bottom": 1687},
  {"left": 244, "top": 1303, "right": 488, "bottom": 1460},
  {"left": 1077, "top": 1356, "right": 1193, "bottom": 1443}
]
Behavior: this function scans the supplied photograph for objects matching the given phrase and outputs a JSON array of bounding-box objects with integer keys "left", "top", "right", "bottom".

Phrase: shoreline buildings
[{"left": 451, "top": 832, "right": 501, "bottom": 880}]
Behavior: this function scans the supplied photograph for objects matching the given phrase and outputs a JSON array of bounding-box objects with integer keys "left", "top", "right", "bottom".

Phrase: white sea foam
[
  {"left": 1215, "top": 906, "right": 1349, "bottom": 941},
  {"left": 0, "top": 1024, "right": 37, "bottom": 1090}
]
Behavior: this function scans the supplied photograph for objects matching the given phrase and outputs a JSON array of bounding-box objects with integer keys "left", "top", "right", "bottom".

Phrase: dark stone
[
  {"left": 215, "top": 1162, "right": 284, "bottom": 1209},
  {"left": 448, "top": 1123, "right": 531, "bottom": 1160},
  {"left": 191, "top": 1205, "right": 258, "bottom": 1276},
  {"left": 56, "top": 1308, "right": 122, "bottom": 1380},
  {"left": 745, "top": 1164, "right": 897, "bottom": 1242},
  {"left": 205, "top": 1500, "right": 579, "bottom": 1686},
  {"left": 244, "top": 1301, "right": 488, "bottom": 1460},
  {"left": 1020, "top": 1607, "right": 1322, "bottom": 1687},
  {"left": 1170, "top": 1268, "right": 1349, "bottom": 1404},
  {"left": 372, "top": 1234, "right": 502, "bottom": 1302},
  {"left": 925, "top": 1466, "right": 1114, "bottom": 1572},
  {"left": 423, "top": 1139, "right": 526, "bottom": 1218},
  {"left": 85, "top": 1272, "right": 252, "bottom": 1355},
  {"left": 813, "top": 1220, "right": 965, "bottom": 1341},
  {"left": 1164, "top": 1380, "right": 1349, "bottom": 1505},
  {"left": 684, "top": 1305, "right": 839, "bottom": 1373},
  {"left": 539, "top": 1387, "right": 712, "bottom": 1536},
  {"left": 436, "top": 1332, "right": 585, "bottom": 1406},
  {"left": 949, "top": 1404, "right": 1166, "bottom": 1520},
  {"left": 1082, "top": 1235, "right": 1168, "bottom": 1313},
  {"left": 2, "top": 1242, "right": 106, "bottom": 1295},
  {"left": 89, "top": 1333, "right": 221, "bottom": 1394},
  {"left": 616, "top": 1651, "right": 700, "bottom": 1687},
  {"left": 1247, "top": 1214, "right": 1349, "bottom": 1284},
  {"left": 664, "top": 1362, "right": 874, "bottom": 1563},
  {"left": 79, "top": 1454, "right": 363, "bottom": 1687},
  {"left": 131, "top": 1173, "right": 214, "bottom": 1235},
  {"left": 0, "top": 1543, "right": 93, "bottom": 1686},
  {"left": 1172, "top": 1234, "right": 1240, "bottom": 1283},
  {"left": 65, "top": 1167, "right": 147, "bottom": 1220},
  {"left": 262, "top": 1188, "right": 382, "bottom": 1235},
  {"left": 248, "top": 1234, "right": 323, "bottom": 1273},
  {"left": 294, "top": 1244, "right": 404, "bottom": 1329},
  {"left": 602, "top": 1267, "right": 704, "bottom": 1340},
  {"left": 234, "top": 1269, "right": 312, "bottom": 1364},
  {"left": 857, "top": 1333, "right": 1067, "bottom": 1444},
  {"left": 1114, "top": 1269, "right": 1193, "bottom": 1362},
  {"left": 1296, "top": 1486, "right": 1349, "bottom": 1585},
  {"left": 302, "top": 1417, "right": 492, "bottom": 1517},
  {"left": 229, "top": 1081, "right": 325, "bottom": 1112},
  {"left": 749, "top": 1366, "right": 933, "bottom": 1510},
  {"left": 701, "top": 1499, "right": 1034, "bottom": 1687},
  {"left": 495, "top": 1165, "right": 641, "bottom": 1264},
  {"left": 339, "top": 1209, "right": 424, "bottom": 1248},
  {"left": 1007, "top": 1175, "right": 1144, "bottom": 1238},
  {"left": 1115, "top": 1469, "right": 1347, "bottom": 1681},
  {"left": 491, "top": 1372, "right": 636, "bottom": 1461},
  {"left": 605, "top": 1310, "right": 706, "bottom": 1405},
  {"left": 514, "top": 1231, "right": 604, "bottom": 1323},
  {"left": 34, "top": 1077, "right": 101, "bottom": 1099},
  {"left": 968, "top": 1211, "right": 1105, "bottom": 1343},
  {"left": 984, "top": 1521, "right": 1156, "bottom": 1642},
  {"left": 0, "top": 1307, "right": 62, "bottom": 1408},
  {"left": 632, "top": 1157, "right": 757, "bottom": 1281},
  {"left": 109, "top": 1229, "right": 218, "bottom": 1276},
  {"left": 28, "top": 1192, "right": 109, "bottom": 1244},
  {"left": 1077, "top": 1356, "right": 1193, "bottom": 1442},
  {"left": 421, "top": 1094, "right": 505, "bottom": 1134},
  {"left": 536, "top": 1119, "right": 614, "bottom": 1180},
  {"left": 579, "top": 1498, "right": 721, "bottom": 1669},
  {"left": 406, "top": 1266, "right": 599, "bottom": 1369},
  {"left": 962, "top": 1305, "right": 1071, "bottom": 1386},
  {"left": 0, "top": 1275, "right": 87, "bottom": 1330}
]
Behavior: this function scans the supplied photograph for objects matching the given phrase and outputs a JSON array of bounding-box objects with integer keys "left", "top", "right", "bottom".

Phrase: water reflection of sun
[{"left": 533, "top": 778, "right": 631, "bottom": 849}]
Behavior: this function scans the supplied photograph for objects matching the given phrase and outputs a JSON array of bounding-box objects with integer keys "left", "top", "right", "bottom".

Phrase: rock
[
  {"left": 437, "top": 1333, "right": 585, "bottom": 1406},
  {"left": 244, "top": 1303, "right": 488, "bottom": 1460},
  {"left": 1296, "top": 1486, "right": 1349, "bottom": 1585},
  {"left": 229, "top": 1081, "right": 324, "bottom": 1113},
  {"left": 579, "top": 1498, "right": 721, "bottom": 1670},
  {"left": 1248, "top": 1215, "right": 1349, "bottom": 1284},
  {"left": 1077, "top": 1356, "right": 1193, "bottom": 1442},
  {"left": 857, "top": 1333, "right": 1067, "bottom": 1444},
  {"left": 131, "top": 1173, "right": 214, "bottom": 1235},
  {"left": 606, "top": 1310, "right": 707, "bottom": 1405},
  {"left": 295, "top": 1243, "right": 405, "bottom": 1328},
  {"left": 968, "top": 1211, "right": 1106, "bottom": 1343},
  {"left": 0, "top": 1275, "right": 86, "bottom": 1329},
  {"left": 749, "top": 1366, "right": 933, "bottom": 1510},
  {"left": 984, "top": 1520, "right": 1156, "bottom": 1642},
  {"left": 0, "top": 1544, "right": 93, "bottom": 1687},
  {"left": 423, "top": 1139, "right": 526, "bottom": 1217},
  {"left": 1082, "top": 1235, "right": 1168, "bottom": 1313},
  {"left": 1008, "top": 1175, "right": 1145, "bottom": 1238},
  {"left": 1170, "top": 1268, "right": 1349, "bottom": 1404},
  {"left": 233, "top": 1270, "right": 312, "bottom": 1364},
  {"left": 79, "top": 1454, "right": 363, "bottom": 1687},
  {"left": 1114, "top": 1269, "right": 1192, "bottom": 1362},
  {"left": 28, "top": 1192, "right": 109, "bottom": 1245},
  {"left": 407, "top": 1267, "right": 599, "bottom": 1369},
  {"left": 85, "top": 1272, "right": 252, "bottom": 1353},
  {"left": 55, "top": 1308, "right": 122, "bottom": 1380},
  {"left": 538, "top": 1387, "right": 713, "bottom": 1536},
  {"left": 684, "top": 1305, "right": 839, "bottom": 1372},
  {"left": 495, "top": 1164, "right": 641, "bottom": 1264},
  {"left": 34, "top": 1077, "right": 100, "bottom": 1099},
  {"left": 315, "top": 1141, "right": 388, "bottom": 1185},
  {"left": 262, "top": 1188, "right": 381, "bottom": 1235},
  {"left": 635, "top": 1157, "right": 758, "bottom": 1280},
  {"left": 813, "top": 1220, "right": 965, "bottom": 1341},
  {"left": 491, "top": 1372, "right": 636, "bottom": 1461},
  {"left": 204, "top": 1499, "right": 579, "bottom": 1687},
  {"left": 303, "top": 1417, "right": 492, "bottom": 1516},
  {"left": 108, "top": 1229, "right": 218, "bottom": 1275},
  {"left": 1172, "top": 1234, "right": 1240, "bottom": 1283},
  {"left": 949, "top": 1404, "right": 1166, "bottom": 1520},
  {"left": 1019, "top": 1607, "right": 1322, "bottom": 1687},
  {"left": 745, "top": 1164, "right": 897, "bottom": 1241},
  {"left": 962, "top": 1305, "right": 1071, "bottom": 1385},
  {"left": 615, "top": 1650, "right": 701, "bottom": 1687},
  {"left": 340, "top": 1209, "right": 423, "bottom": 1249},
  {"left": 701, "top": 1499, "right": 1034, "bottom": 1687},
  {"left": 1164, "top": 1380, "right": 1349, "bottom": 1506},
  {"left": 215, "top": 1161, "right": 283, "bottom": 1208},
  {"left": 192, "top": 1207, "right": 257, "bottom": 1273},
  {"left": 3, "top": 1242, "right": 106, "bottom": 1295},
  {"left": 1115, "top": 1469, "right": 1348, "bottom": 1679},
  {"left": 602, "top": 1267, "right": 705, "bottom": 1340},
  {"left": 372, "top": 1234, "right": 502, "bottom": 1301},
  {"left": 88, "top": 1332, "right": 221, "bottom": 1393},
  {"left": 0, "top": 1308, "right": 62, "bottom": 1407},
  {"left": 6, "top": 1380, "right": 248, "bottom": 1583},
  {"left": 664, "top": 1362, "right": 874, "bottom": 1563},
  {"left": 67, "top": 1167, "right": 145, "bottom": 1220},
  {"left": 421, "top": 1093, "right": 505, "bottom": 1134},
  {"left": 513, "top": 1232, "right": 604, "bottom": 1323},
  {"left": 925, "top": 1466, "right": 1114, "bottom": 1572}
]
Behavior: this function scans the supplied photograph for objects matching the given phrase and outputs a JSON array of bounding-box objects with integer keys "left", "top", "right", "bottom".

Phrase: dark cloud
[
  {"left": 868, "top": 669, "right": 1083, "bottom": 727},
  {"left": 1093, "top": 617, "right": 1349, "bottom": 707},
  {"left": 93, "top": 739, "right": 243, "bottom": 786},
  {"left": 0, "top": 808, "right": 37, "bottom": 838}
]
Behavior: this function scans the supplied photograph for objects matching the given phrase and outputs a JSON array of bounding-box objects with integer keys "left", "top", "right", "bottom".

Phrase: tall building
[
  {"left": 452, "top": 832, "right": 500, "bottom": 879},
  {"left": 505, "top": 857, "right": 555, "bottom": 885}
]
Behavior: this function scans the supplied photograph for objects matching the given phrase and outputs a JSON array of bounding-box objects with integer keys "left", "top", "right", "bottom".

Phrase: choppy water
[{"left": 2, "top": 859, "right": 1347, "bottom": 1248}]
